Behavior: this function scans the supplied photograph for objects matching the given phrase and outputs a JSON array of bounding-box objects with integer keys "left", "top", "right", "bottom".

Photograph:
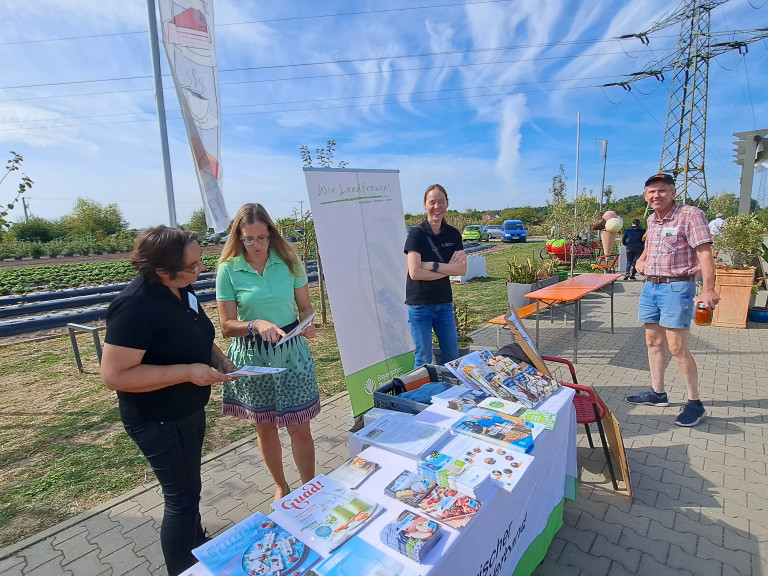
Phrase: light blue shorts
[{"left": 638, "top": 281, "right": 696, "bottom": 329}]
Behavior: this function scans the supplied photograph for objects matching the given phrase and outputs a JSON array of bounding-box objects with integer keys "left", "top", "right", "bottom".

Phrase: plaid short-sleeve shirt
[{"left": 644, "top": 203, "right": 712, "bottom": 278}]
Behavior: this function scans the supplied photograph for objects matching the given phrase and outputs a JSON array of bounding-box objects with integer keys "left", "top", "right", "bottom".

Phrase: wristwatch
[
  {"left": 432, "top": 262, "right": 440, "bottom": 271},
  {"left": 246, "top": 320, "right": 255, "bottom": 337}
]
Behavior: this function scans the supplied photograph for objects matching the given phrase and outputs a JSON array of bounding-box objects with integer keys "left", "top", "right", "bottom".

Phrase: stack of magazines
[
  {"left": 418, "top": 451, "right": 491, "bottom": 498},
  {"left": 444, "top": 349, "right": 560, "bottom": 409},
  {"left": 351, "top": 413, "right": 450, "bottom": 460},
  {"left": 380, "top": 510, "right": 442, "bottom": 563}
]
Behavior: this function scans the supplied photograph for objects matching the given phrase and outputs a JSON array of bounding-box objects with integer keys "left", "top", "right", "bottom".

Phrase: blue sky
[{"left": 1, "top": 0, "right": 767, "bottom": 229}]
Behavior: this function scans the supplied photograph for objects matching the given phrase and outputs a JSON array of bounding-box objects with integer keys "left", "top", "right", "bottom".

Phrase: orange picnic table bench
[{"left": 489, "top": 273, "right": 622, "bottom": 361}]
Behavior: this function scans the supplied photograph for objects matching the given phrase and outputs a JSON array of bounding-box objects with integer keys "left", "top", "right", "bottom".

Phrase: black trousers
[
  {"left": 124, "top": 409, "right": 207, "bottom": 576},
  {"left": 626, "top": 249, "right": 642, "bottom": 276}
]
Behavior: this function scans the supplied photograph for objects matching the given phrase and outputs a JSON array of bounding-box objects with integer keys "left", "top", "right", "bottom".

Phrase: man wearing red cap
[{"left": 625, "top": 173, "right": 720, "bottom": 427}]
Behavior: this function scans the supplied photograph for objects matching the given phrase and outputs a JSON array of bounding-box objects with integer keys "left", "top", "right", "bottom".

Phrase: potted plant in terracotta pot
[
  {"left": 506, "top": 256, "right": 559, "bottom": 309},
  {"left": 712, "top": 213, "right": 765, "bottom": 328}
]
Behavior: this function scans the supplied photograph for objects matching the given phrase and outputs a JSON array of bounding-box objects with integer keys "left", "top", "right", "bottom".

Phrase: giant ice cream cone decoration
[
  {"left": 601, "top": 230, "right": 617, "bottom": 255},
  {"left": 601, "top": 211, "right": 623, "bottom": 255}
]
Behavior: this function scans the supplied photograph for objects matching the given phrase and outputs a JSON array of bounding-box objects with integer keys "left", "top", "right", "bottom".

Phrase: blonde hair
[{"left": 219, "top": 203, "right": 301, "bottom": 275}]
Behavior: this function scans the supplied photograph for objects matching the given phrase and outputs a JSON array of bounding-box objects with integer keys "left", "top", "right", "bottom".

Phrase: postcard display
[{"left": 189, "top": 360, "right": 577, "bottom": 576}]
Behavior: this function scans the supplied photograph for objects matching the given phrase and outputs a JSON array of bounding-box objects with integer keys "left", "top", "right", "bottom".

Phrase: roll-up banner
[
  {"left": 158, "top": 0, "right": 229, "bottom": 232},
  {"left": 304, "top": 168, "right": 414, "bottom": 416}
]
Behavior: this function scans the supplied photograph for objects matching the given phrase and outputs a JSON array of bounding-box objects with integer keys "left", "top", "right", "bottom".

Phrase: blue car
[{"left": 501, "top": 220, "right": 527, "bottom": 243}]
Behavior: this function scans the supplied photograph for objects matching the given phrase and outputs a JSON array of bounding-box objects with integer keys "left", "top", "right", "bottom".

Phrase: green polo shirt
[{"left": 215, "top": 250, "right": 307, "bottom": 326}]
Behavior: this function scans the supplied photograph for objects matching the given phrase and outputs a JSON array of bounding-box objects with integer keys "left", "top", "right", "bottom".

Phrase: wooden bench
[{"left": 488, "top": 302, "right": 552, "bottom": 348}]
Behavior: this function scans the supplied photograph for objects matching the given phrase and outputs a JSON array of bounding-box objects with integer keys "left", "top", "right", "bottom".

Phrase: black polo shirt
[
  {"left": 404, "top": 220, "right": 463, "bottom": 305},
  {"left": 105, "top": 277, "right": 214, "bottom": 425}
]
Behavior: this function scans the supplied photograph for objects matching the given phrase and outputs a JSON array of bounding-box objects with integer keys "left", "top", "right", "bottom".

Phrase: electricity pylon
[{"left": 604, "top": 0, "right": 768, "bottom": 205}]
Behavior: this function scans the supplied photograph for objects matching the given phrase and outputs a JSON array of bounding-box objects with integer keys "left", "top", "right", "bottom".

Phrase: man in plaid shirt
[{"left": 625, "top": 173, "right": 720, "bottom": 427}]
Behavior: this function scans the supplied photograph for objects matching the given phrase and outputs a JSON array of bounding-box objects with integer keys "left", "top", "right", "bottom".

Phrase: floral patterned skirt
[{"left": 223, "top": 335, "right": 320, "bottom": 428}]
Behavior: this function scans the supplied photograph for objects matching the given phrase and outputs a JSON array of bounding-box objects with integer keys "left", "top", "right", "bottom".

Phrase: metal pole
[
  {"left": 596, "top": 138, "right": 608, "bottom": 212},
  {"left": 146, "top": 0, "right": 177, "bottom": 227},
  {"left": 572, "top": 112, "right": 580, "bottom": 277}
]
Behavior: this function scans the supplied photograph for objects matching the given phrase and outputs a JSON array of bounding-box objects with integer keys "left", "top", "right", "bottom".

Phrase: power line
[
  {"left": 0, "top": 0, "right": 514, "bottom": 46},
  {"left": 0, "top": 35, "right": 669, "bottom": 91}
]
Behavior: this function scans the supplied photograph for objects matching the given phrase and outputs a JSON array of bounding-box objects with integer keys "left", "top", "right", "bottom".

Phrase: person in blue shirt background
[{"left": 621, "top": 218, "right": 646, "bottom": 280}]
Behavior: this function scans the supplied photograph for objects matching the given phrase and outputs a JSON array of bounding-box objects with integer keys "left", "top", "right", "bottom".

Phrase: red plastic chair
[
  {"left": 542, "top": 355, "right": 619, "bottom": 490},
  {"left": 592, "top": 253, "right": 620, "bottom": 273}
]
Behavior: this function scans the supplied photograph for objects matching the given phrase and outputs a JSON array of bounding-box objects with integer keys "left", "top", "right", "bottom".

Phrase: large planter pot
[
  {"left": 712, "top": 268, "right": 754, "bottom": 328},
  {"left": 748, "top": 307, "right": 768, "bottom": 323},
  {"left": 507, "top": 276, "right": 559, "bottom": 309}
]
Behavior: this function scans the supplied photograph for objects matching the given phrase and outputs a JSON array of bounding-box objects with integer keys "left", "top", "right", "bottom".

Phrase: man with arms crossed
[{"left": 625, "top": 173, "right": 720, "bottom": 427}]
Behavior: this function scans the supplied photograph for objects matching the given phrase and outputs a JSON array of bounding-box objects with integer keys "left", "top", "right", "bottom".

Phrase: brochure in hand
[
  {"left": 227, "top": 366, "right": 286, "bottom": 377},
  {"left": 306, "top": 537, "right": 404, "bottom": 576},
  {"left": 380, "top": 510, "right": 443, "bottom": 563},
  {"left": 276, "top": 313, "right": 315, "bottom": 346},
  {"left": 326, "top": 457, "right": 379, "bottom": 489},
  {"left": 450, "top": 407, "right": 536, "bottom": 454},
  {"left": 270, "top": 475, "right": 382, "bottom": 555},
  {"left": 351, "top": 413, "right": 450, "bottom": 460},
  {"left": 191, "top": 511, "right": 319, "bottom": 576},
  {"left": 438, "top": 434, "right": 534, "bottom": 492},
  {"left": 417, "top": 485, "right": 481, "bottom": 529},
  {"left": 384, "top": 470, "right": 437, "bottom": 507}
]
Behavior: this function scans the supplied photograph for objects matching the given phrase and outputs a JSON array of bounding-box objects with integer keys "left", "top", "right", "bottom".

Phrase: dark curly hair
[{"left": 131, "top": 226, "right": 199, "bottom": 284}]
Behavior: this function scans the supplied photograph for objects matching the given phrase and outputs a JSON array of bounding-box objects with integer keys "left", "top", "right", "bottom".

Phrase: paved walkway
[{"left": 1, "top": 278, "right": 767, "bottom": 575}]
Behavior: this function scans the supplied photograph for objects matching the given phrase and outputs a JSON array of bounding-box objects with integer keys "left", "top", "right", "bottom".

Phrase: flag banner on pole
[
  {"left": 304, "top": 168, "right": 414, "bottom": 416},
  {"left": 158, "top": 0, "right": 229, "bottom": 232}
]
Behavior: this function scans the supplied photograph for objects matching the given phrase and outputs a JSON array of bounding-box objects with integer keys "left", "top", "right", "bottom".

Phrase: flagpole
[{"left": 146, "top": 0, "right": 177, "bottom": 227}]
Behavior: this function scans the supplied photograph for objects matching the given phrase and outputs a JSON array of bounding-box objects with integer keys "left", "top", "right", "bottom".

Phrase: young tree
[
  {"left": 603, "top": 184, "right": 614, "bottom": 205},
  {"left": 63, "top": 198, "right": 128, "bottom": 237},
  {"left": 300, "top": 140, "right": 348, "bottom": 168},
  {"left": 184, "top": 208, "right": 209, "bottom": 233},
  {"left": 10, "top": 217, "right": 67, "bottom": 242},
  {"left": 1, "top": 152, "right": 33, "bottom": 230},
  {"left": 706, "top": 191, "right": 739, "bottom": 219},
  {"left": 548, "top": 164, "right": 567, "bottom": 204}
]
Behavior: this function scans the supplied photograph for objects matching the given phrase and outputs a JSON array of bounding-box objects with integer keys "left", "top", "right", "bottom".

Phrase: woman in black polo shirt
[
  {"left": 101, "top": 226, "right": 236, "bottom": 576},
  {"left": 404, "top": 184, "right": 468, "bottom": 368}
]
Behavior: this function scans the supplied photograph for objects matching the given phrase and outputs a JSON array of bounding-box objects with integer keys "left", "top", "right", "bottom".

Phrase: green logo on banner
[{"left": 345, "top": 351, "right": 415, "bottom": 416}]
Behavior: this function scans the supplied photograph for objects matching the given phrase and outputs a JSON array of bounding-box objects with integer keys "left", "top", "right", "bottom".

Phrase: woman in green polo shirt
[{"left": 216, "top": 203, "right": 320, "bottom": 502}]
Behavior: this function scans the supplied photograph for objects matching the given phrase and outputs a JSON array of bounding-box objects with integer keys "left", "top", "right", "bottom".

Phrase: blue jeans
[
  {"left": 124, "top": 409, "right": 207, "bottom": 576},
  {"left": 638, "top": 280, "right": 696, "bottom": 329},
  {"left": 407, "top": 303, "right": 459, "bottom": 368}
]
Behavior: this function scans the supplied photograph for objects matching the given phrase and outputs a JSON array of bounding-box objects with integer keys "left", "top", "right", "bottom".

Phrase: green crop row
[{"left": 0, "top": 254, "right": 221, "bottom": 296}]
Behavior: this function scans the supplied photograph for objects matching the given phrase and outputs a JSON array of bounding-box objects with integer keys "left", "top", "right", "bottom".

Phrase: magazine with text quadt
[
  {"left": 351, "top": 413, "right": 450, "bottom": 460},
  {"left": 270, "top": 475, "right": 383, "bottom": 555},
  {"left": 192, "top": 511, "right": 320, "bottom": 576},
  {"left": 438, "top": 434, "right": 535, "bottom": 492},
  {"left": 450, "top": 407, "right": 537, "bottom": 454}
]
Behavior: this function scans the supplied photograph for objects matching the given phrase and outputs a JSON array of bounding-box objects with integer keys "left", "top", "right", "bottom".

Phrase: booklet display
[
  {"left": 438, "top": 434, "right": 534, "bottom": 492},
  {"left": 228, "top": 365, "right": 286, "bottom": 377},
  {"left": 276, "top": 313, "right": 315, "bottom": 346},
  {"left": 326, "top": 457, "right": 379, "bottom": 489},
  {"left": 445, "top": 350, "right": 560, "bottom": 409},
  {"left": 418, "top": 452, "right": 491, "bottom": 498},
  {"left": 192, "top": 511, "right": 319, "bottom": 576},
  {"left": 380, "top": 510, "right": 443, "bottom": 563},
  {"left": 451, "top": 407, "right": 537, "bottom": 454},
  {"left": 270, "top": 475, "right": 382, "bottom": 555},
  {"left": 306, "top": 537, "right": 404, "bottom": 576}
]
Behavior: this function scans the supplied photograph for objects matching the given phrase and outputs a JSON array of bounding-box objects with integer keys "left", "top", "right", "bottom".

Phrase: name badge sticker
[
  {"left": 187, "top": 291, "right": 199, "bottom": 313},
  {"left": 662, "top": 226, "right": 678, "bottom": 238}
]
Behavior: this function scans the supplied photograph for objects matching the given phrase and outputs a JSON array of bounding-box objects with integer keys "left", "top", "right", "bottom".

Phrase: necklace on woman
[{"left": 247, "top": 256, "right": 268, "bottom": 275}]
